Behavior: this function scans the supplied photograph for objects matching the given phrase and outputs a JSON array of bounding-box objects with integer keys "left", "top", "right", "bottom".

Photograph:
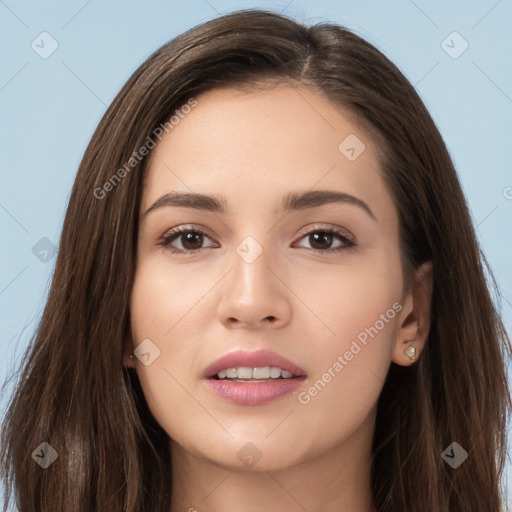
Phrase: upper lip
[{"left": 203, "top": 349, "right": 307, "bottom": 379}]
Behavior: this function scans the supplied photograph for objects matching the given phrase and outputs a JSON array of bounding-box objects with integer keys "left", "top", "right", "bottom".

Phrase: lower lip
[{"left": 204, "top": 377, "right": 306, "bottom": 405}]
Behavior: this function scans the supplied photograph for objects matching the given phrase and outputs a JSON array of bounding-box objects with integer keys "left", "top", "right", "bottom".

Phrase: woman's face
[{"left": 127, "top": 84, "right": 410, "bottom": 471}]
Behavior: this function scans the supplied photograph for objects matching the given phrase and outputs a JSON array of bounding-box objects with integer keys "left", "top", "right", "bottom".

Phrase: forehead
[{"left": 141, "top": 85, "right": 395, "bottom": 225}]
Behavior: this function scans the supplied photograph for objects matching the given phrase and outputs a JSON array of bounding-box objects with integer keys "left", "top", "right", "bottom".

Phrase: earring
[
  {"left": 404, "top": 345, "right": 417, "bottom": 361},
  {"left": 129, "top": 354, "right": 134, "bottom": 359}
]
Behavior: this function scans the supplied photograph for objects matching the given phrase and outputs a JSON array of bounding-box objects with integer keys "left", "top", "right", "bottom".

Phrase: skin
[{"left": 124, "top": 84, "right": 433, "bottom": 512}]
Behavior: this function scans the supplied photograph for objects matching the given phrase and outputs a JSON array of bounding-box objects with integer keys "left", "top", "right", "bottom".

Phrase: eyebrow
[{"left": 144, "top": 189, "right": 376, "bottom": 221}]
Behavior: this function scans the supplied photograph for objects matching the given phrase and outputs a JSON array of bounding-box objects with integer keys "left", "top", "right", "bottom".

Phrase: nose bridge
[
  {"left": 231, "top": 232, "right": 276, "bottom": 302},
  {"left": 216, "top": 230, "right": 291, "bottom": 328}
]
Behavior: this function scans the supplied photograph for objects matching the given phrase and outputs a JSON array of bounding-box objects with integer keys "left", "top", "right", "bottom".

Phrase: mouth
[
  {"left": 208, "top": 366, "right": 303, "bottom": 381},
  {"left": 202, "top": 350, "right": 307, "bottom": 405}
]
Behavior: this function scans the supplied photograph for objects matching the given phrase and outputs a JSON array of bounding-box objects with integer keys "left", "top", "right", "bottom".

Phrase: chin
[{"left": 180, "top": 435, "right": 309, "bottom": 472}]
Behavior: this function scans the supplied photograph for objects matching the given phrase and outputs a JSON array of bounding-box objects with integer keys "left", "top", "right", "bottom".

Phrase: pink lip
[
  {"left": 202, "top": 349, "right": 306, "bottom": 379},
  {"left": 205, "top": 377, "right": 306, "bottom": 405},
  {"left": 202, "top": 349, "right": 307, "bottom": 406}
]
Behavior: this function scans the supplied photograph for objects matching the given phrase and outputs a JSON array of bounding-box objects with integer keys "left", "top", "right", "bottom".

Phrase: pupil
[
  {"left": 182, "top": 232, "right": 203, "bottom": 250},
  {"left": 310, "top": 232, "right": 332, "bottom": 250}
]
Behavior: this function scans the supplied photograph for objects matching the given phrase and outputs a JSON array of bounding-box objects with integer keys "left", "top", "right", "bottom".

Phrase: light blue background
[{"left": 1, "top": 1, "right": 511, "bottom": 509}]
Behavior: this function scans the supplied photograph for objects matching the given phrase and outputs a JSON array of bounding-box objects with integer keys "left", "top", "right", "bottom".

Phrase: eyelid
[
  {"left": 159, "top": 224, "right": 218, "bottom": 246},
  {"left": 161, "top": 223, "right": 214, "bottom": 237},
  {"left": 294, "top": 223, "right": 355, "bottom": 244},
  {"left": 161, "top": 223, "right": 355, "bottom": 242},
  {"left": 159, "top": 222, "right": 356, "bottom": 254}
]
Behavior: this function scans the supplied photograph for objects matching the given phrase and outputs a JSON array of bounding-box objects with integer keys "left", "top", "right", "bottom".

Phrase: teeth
[
  {"left": 253, "top": 367, "right": 270, "bottom": 379},
  {"left": 216, "top": 366, "right": 296, "bottom": 380},
  {"left": 226, "top": 368, "right": 237, "bottom": 378},
  {"left": 269, "top": 367, "right": 281, "bottom": 378},
  {"left": 237, "top": 367, "right": 253, "bottom": 379}
]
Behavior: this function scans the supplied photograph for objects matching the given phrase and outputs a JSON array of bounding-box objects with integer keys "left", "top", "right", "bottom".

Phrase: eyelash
[{"left": 157, "top": 225, "right": 356, "bottom": 256}]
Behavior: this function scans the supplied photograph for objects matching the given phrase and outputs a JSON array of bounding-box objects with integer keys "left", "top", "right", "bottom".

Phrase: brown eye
[
  {"left": 294, "top": 227, "right": 355, "bottom": 254},
  {"left": 308, "top": 231, "right": 334, "bottom": 250},
  {"left": 178, "top": 231, "right": 205, "bottom": 251},
  {"left": 158, "top": 225, "right": 355, "bottom": 256},
  {"left": 159, "top": 227, "right": 217, "bottom": 254}
]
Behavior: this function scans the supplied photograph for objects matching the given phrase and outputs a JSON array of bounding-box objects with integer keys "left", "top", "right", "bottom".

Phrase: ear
[
  {"left": 123, "top": 336, "right": 136, "bottom": 368},
  {"left": 392, "top": 261, "right": 433, "bottom": 366}
]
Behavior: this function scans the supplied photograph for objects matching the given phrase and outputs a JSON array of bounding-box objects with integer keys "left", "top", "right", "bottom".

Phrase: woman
[{"left": 1, "top": 8, "right": 510, "bottom": 512}]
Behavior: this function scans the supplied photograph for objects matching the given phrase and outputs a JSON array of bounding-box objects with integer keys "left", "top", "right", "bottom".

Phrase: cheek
[
  {"left": 296, "top": 246, "right": 403, "bottom": 403},
  {"left": 299, "top": 250, "right": 403, "bottom": 349},
  {"left": 129, "top": 259, "right": 201, "bottom": 370},
  {"left": 129, "top": 260, "right": 213, "bottom": 441},
  {"left": 130, "top": 257, "right": 210, "bottom": 345},
  {"left": 293, "top": 273, "right": 402, "bottom": 450}
]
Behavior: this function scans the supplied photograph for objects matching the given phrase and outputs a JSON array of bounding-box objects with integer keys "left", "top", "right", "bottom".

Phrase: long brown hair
[{"left": 1, "top": 9, "right": 510, "bottom": 512}]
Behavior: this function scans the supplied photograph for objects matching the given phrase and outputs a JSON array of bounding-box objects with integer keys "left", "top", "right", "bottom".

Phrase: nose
[{"left": 216, "top": 243, "right": 292, "bottom": 330}]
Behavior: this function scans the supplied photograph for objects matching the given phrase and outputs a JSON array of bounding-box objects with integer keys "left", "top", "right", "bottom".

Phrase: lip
[
  {"left": 205, "top": 377, "right": 306, "bottom": 405},
  {"left": 202, "top": 349, "right": 307, "bottom": 379},
  {"left": 202, "top": 349, "right": 307, "bottom": 406}
]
